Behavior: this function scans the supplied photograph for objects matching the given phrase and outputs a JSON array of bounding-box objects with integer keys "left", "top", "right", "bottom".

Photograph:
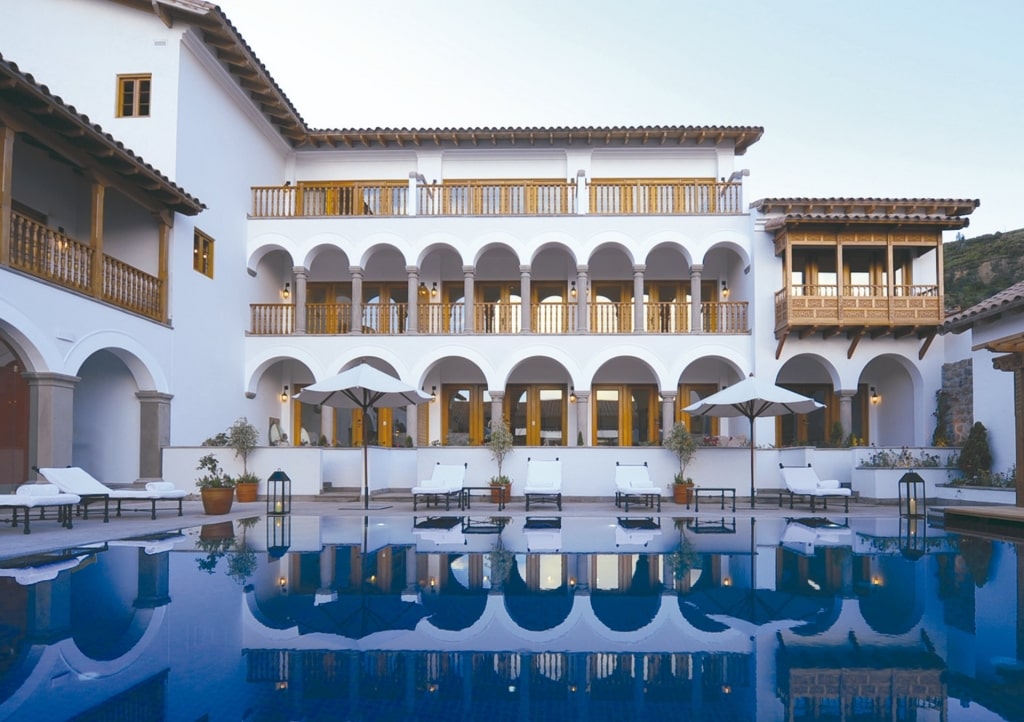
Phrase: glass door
[{"left": 506, "top": 384, "right": 567, "bottom": 446}]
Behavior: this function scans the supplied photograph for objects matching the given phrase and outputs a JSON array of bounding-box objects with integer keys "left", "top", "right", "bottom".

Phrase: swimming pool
[{"left": 0, "top": 513, "right": 1018, "bottom": 720}]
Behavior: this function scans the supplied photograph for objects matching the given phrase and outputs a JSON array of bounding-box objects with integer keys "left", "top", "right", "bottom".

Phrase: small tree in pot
[
  {"left": 486, "top": 418, "right": 514, "bottom": 503},
  {"left": 228, "top": 417, "right": 260, "bottom": 501},
  {"left": 196, "top": 453, "right": 236, "bottom": 515},
  {"left": 664, "top": 422, "right": 698, "bottom": 503}
]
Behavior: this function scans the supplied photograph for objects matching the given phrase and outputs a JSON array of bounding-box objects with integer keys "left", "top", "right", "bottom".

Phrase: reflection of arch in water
[
  {"left": 858, "top": 557, "right": 925, "bottom": 635},
  {"left": 503, "top": 559, "right": 574, "bottom": 632}
]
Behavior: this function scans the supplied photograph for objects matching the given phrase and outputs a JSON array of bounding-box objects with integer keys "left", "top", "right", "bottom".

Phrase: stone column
[
  {"left": 137, "top": 391, "right": 172, "bottom": 481},
  {"left": 576, "top": 265, "right": 589, "bottom": 332},
  {"left": 463, "top": 266, "right": 475, "bottom": 333},
  {"left": 405, "top": 402, "right": 417, "bottom": 446},
  {"left": 633, "top": 264, "right": 645, "bottom": 333},
  {"left": 25, "top": 372, "right": 78, "bottom": 475},
  {"left": 838, "top": 389, "right": 856, "bottom": 442},
  {"left": 574, "top": 390, "right": 590, "bottom": 447},
  {"left": 349, "top": 266, "right": 363, "bottom": 334},
  {"left": 689, "top": 264, "right": 703, "bottom": 333},
  {"left": 489, "top": 391, "right": 505, "bottom": 427},
  {"left": 318, "top": 545, "right": 336, "bottom": 598},
  {"left": 993, "top": 352, "right": 1024, "bottom": 507},
  {"left": 520, "top": 265, "right": 531, "bottom": 333},
  {"left": 406, "top": 266, "right": 419, "bottom": 333},
  {"left": 661, "top": 392, "right": 677, "bottom": 440},
  {"left": 293, "top": 266, "right": 308, "bottom": 334},
  {"left": 135, "top": 548, "right": 171, "bottom": 608}
]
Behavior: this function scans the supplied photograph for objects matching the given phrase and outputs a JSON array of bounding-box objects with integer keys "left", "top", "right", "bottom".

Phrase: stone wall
[{"left": 940, "top": 359, "right": 973, "bottom": 445}]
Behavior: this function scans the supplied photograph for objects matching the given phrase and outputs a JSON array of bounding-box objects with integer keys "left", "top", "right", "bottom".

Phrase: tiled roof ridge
[
  {"left": 0, "top": 52, "right": 205, "bottom": 213},
  {"left": 942, "top": 279, "right": 1024, "bottom": 332}
]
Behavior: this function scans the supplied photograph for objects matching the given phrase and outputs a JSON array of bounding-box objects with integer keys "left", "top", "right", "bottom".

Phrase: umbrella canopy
[
  {"left": 683, "top": 375, "right": 824, "bottom": 505},
  {"left": 296, "top": 363, "right": 431, "bottom": 508}
]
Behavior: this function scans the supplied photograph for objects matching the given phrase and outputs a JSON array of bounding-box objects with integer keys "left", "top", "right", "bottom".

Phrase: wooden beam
[
  {"left": 775, "top": 332, "right": 789, "bottom": 360},
  {"left": 919, "top": 332, "right": 937, "bottom": 360},
  {"left": 847, "top": 330, "right": 864, "bottom": 359}
]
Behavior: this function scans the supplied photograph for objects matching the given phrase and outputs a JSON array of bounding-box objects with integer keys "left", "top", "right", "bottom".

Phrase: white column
[
  {"left": 661, "top": 392, "right": 677, "bottom": 440},
  {"left": 576, "top": 265, "right": 589, "bottom": 333},
  {"left": 690, "top": 264, "right": 703, "bottom": 333},
  {"left": 407, "top": 172, "right": 418, "bottom": 216},
  {"left": 633, "top": 264, "right": 645, "bottom": 333},
  {"left": 350, "top": 267, "right": 363, "bottom": 334},
  {"left": 839, "top": 389, "right": 856, "bottom": 442},
  {"left": 463, "top": 266, "right": 475, "bottom": 333},
  {"left": 293, "top": 266, "right": 308, "bottom": 334},
  {"left": 489, "top": 391, "right": 505, "bottom": 427},
  {"left": 575, "top": 391, "right": 590, "bottom": 447},
  {"left": 406, "top": 266, "right": 419, "bottom": 334},
  {"left": 520, "top": 265, "right": 532, "bottom": 333}
]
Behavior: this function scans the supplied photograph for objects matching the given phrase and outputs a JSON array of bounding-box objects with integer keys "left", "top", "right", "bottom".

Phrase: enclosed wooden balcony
[
  {"left": 250, "top": 177, "right": 744, "bottom": 219},
  {"left": 250, "top": 299, "right": 747, "bottom": 336},
  {"left": 8, "top": 212, "right": 164, "bottom": 321}
]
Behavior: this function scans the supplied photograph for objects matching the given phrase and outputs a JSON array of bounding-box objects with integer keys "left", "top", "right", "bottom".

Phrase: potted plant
[
  {"left": 196, "top": 453, "right": 236, "bottom": 515},
  {"left": 228, "top": 417, "right": 260, "bottom": 502},
  {"left": 486, "top": 418, "right": 514, "bottom": 503},
  {"left": 664, "top": 422, "right": 698, "bottom": 504}
]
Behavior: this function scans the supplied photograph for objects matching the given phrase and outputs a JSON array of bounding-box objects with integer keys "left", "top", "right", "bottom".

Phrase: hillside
[{"left": 943, "top": 228, "right": 1024, "bottom": 311}]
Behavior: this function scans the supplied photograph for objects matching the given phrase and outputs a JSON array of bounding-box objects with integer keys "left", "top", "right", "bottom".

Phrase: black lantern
[
  {"left": 266, "top": 514, "right": 291, "bottom": 560},
  {"left": 900, "top": 515, "right": 926, "bottom": 560},
  {"left": 267, "top": 469, "right": 292, "bottom": 515},
  {"left": 898, "top": 470, "right": 925, "bottom": 517}
]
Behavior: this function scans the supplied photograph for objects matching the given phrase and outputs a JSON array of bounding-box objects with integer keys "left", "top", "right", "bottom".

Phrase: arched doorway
[{"left": 0, "top": 339, "right": 29, "bottom": 491}]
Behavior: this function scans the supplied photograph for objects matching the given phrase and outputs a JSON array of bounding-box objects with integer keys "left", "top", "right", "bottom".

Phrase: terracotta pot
[
  {"left": 199, "top": 520, "right": 235, "bottom": 540},
  {"left": 235, "top": 483, "right": 258, "bottom": 503},
  {"left": 201, "top": 487, "right": 235, "bottom": 515},
  {"left": 672, "top": 484, "right": 693, "bottom": 505},
  {"left": 490, "top": 486, "right": 509, "bottom": 504}
]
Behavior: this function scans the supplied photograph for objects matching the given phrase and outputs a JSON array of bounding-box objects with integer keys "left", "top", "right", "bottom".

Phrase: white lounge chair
[
  {"left": 36, "top": 467, "right": 186, "bottom": 521},
  {"left": 778, "top": 464, "right": 851, "bottom": 512},
  {"left": 0, "top": 483, "right": 81, "bottom": 534},
  {"left": 411, "top": 462, "right": 467, "bottom": 511},
  {"left": 614, "top": 461, "right": 661, "bottom": 512},
  {"left": 615, "top": 517, "right": 662, "bottom": 547},
  {"left": 524, "top": 457, "right": 562, "bottom": 511},
  {"left": 413, "top": 516, "right": 466, "bottom": 546},
  {"left": 524, "top": 517, "right": 562, "bottom": 551}
]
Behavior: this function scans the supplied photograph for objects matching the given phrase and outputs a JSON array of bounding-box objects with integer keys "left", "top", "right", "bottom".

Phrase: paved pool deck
[{"left": 1, "top": 491, "right": 1021, "bottom": 562}]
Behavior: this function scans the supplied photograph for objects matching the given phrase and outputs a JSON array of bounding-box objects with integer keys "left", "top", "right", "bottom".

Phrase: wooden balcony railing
[
  {"left": 250, "top": 178, "right": 742, "bottom": 218},
  {"left": 589, "top": 179, "right": 742, "bottom": 215},
  {"left": 775, "top": 285, "right": 942, "bottom": 332},
  {"left": 9, "top": 212, "right": 163, "bottom": 321},
  {"left": 249, "top": 300, "right": 748, "bottom": 335}
]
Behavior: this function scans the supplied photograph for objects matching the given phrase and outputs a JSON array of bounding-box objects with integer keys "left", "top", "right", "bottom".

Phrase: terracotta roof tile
[{"left": 942, "top": 280, "right": 1024, "bottom": 333}]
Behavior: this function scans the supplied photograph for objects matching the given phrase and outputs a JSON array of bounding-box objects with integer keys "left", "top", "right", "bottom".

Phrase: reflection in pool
[{"left": 0, "top": 514, "right": 1019, "bottom": 720}]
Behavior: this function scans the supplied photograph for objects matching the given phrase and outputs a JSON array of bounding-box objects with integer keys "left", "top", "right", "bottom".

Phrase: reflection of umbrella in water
[
  {"left": 683, "top": 374, "right": 824, "bottom": 506},
  {"left": 681, "top": 587, "right": 828, "bottom": 628},
  {"left": 294, "top": 593, "right": 431, "bottom": 639},
  {"left": 296, "top": 363, "right": 431, "bottom": 509}
]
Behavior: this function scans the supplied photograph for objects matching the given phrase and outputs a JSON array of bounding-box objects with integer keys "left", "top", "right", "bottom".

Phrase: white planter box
[
  {"left": 851, "top": 467, "right": 955, "bottom": 501},
  {"left": 934, "top": 484, "right": 1015, "bottom": 504}
]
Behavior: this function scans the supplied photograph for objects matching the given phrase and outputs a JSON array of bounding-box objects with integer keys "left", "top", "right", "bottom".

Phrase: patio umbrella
[
  {"left": 294, "top": 592, "right": 431, "bottom": 639},
  {"left": 296, "top": 363, "right": 432, "bottom": 509},
  {"left": 683, "top": 375, "right": 824, "bottom": 506}
]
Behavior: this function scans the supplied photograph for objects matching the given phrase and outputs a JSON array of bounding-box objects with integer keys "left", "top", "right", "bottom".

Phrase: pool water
[{"left": 0, "top": 513, "right": 1019, "bottom": 721}]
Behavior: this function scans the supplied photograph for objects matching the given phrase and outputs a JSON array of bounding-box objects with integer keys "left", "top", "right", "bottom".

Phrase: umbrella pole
[
  {"left": 363, "top": 442, "right": 369, "bottom": 510},
  {"left": 749, "top": 415, "right": 756, "bottom": 508}
]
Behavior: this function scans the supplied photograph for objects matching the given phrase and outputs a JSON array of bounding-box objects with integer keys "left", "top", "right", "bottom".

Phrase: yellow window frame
[{"left": 116, "top": 74, "right": 151, "bottom": 117}]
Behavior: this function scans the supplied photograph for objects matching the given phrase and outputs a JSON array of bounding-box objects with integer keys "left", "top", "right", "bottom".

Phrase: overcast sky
[{"left": 216, "top": 0, "right": 1023, "bottom": 238}]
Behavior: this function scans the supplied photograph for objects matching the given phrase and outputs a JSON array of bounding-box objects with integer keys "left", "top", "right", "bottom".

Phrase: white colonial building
[{"left": 0, "top": 0, "right": 1013, "bottom": 500}]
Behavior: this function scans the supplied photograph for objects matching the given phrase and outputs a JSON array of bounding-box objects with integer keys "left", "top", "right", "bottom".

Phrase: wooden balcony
[
  {"left": 774, "top": 284, "right": 943, "bottom": 354},
  {"left": 8, "top": 212, "right": 164, "bottom": 321},
  {"left": 250, "top": 300, "right": 748, "bottom": 336},
  {"left": 250, "top": 178, "right": 743, "bottom": 218}
]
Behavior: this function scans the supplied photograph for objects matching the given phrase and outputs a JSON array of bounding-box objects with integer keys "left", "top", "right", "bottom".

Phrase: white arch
[
  {"left": 582, "top": 346, "right": 670, "bottom": 389},
  {"left": 63, "top": 330, "right": 167, "bottom": 392},
  {"left": 0, "top": 300, "right": 64, "bottom": 372},
  {"left": 244, "top": 348, "right": 322, "bottom": 396}
]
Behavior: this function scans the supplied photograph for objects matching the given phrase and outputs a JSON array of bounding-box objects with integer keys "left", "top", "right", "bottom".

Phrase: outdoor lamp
[
  {"left": 267, "top": 515, "right": 291, "bottom": 560},
  {"left": 267, "top": 469, "right": 292, "bottom": 515},
  {"left": 418, "top": 281, "right": 428, "bottom": 297},
  {"left": 721, "top": 280, "right": 729, "bottom": 299},
  {"left": 870, "top": 387, "right": 880, "bottom": 404},
  {"left": 569, "top": 386, "right": 576, "bottom": 403},
  {"left": 900, "top": 515, "right": 927, "bottom": 560},
  {"left": 280, "top": 385, "right": 289, "bottom": 403},
  {"left": 570, "top": 280, "right": 577, "bottom": 298},
  {"left": 431, "top": 281, "right": 438, "bottom": 297},
  {"left": 898, "top": 470, "right": 925, "bottom": 517},
  {"left": 431, "top": 386, "right": 437, "bottom": 402},
  {"left": 282, "top": 282, "right": 290, "bottom": 299}
]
